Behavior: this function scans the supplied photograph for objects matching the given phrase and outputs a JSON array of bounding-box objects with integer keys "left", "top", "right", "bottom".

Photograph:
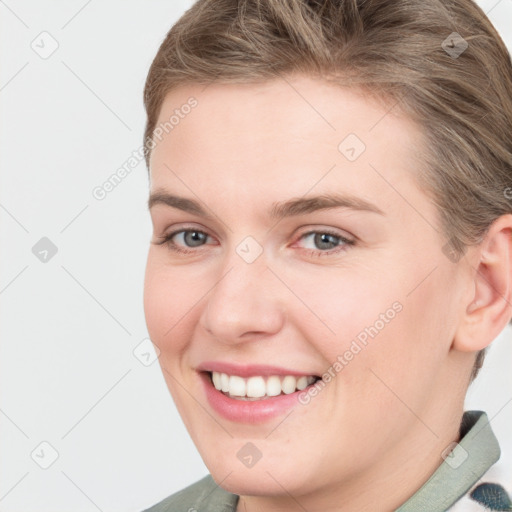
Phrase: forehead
[
  {"left": 149, "top": 76, "right": 430, "bottom": 223},
  {"left": 153, "top": 76, "right": 413, "bottom": 152}
]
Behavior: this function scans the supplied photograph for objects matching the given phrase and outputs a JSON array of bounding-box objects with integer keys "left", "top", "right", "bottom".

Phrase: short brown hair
[{"left": 143, "top": 0, "right": 512, "bottom": 381}]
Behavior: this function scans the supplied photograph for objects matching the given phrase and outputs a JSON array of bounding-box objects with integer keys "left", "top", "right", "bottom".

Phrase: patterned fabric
[
  {"left": 471, "top": 483, "right": 512, "bottom": 510},
  {"left": 450, "top": 482, "right": 512, "bottom": 511}
]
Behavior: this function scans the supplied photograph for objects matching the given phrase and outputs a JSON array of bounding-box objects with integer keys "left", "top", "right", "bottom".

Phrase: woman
[{"left": 141, "top": 0, "right": 512, "bottom": 510}]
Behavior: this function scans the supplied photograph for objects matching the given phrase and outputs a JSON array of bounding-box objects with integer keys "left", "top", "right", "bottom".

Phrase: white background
[{"left": 1, "top": 1, "right": 511, "bottom": 511}]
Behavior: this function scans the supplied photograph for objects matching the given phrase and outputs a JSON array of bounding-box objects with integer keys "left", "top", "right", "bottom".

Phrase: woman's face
[{"left": 144, "top": 75, "right": 470, "bottom": 499}]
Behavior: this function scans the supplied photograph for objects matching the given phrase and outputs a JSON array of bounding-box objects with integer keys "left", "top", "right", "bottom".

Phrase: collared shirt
[{"left": 143, "top": 410, "right": 509, "bottom": 512}]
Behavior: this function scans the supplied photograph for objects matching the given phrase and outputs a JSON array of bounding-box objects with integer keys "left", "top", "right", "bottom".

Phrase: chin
[
  {"left": 214, "top": 471, "right": 292, "bottom": 497},
  {"left": 207, "top": 459, "right": 316, "bottom": 498}
]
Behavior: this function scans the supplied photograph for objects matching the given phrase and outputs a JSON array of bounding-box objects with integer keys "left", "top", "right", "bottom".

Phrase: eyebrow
[{"left": 147, "top": 190, "right": 385, "bottom": 219}]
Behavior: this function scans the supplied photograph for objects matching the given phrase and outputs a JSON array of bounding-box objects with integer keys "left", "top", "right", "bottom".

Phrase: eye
[
  {"left": 154, "top": 228, "right": 214, "bottom": 254},
  {"left": 153, "top": 227, "right": 355, "bottom": 257},
  {"left": 295, "top": 229, "right": 355, "bottom": 257}
]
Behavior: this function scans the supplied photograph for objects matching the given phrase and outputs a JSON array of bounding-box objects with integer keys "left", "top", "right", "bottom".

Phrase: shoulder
[{"left": 142, "top": 474, "right": 239, "bottom": 512}]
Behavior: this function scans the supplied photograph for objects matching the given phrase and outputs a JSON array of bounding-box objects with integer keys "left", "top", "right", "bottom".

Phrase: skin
[{"left": 143, "top": 74, "right": 512, "bottom": 512}]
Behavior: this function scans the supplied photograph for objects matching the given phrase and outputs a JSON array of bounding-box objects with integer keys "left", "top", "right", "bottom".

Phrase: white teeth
[
  {"left": 228, "top": 375, "right": 246, "bottom": 396},
  {"left": 246, "top": 376, "right": 266, "bottom": 398},
  {"left": 282, "top": 375, "right": 297, "bottom": 394},
  {"left": 296, "top": 376, "right": 308, "bottom": 390},
  {"left": 220, "top": 373, "right": 230, "bottom": 392},
  {"left": 210, "top": 371, "right": 317, "bottom": 399},
  {"left": 266, "top": 376, "right": 282, "bottom": 397},
  {"left": 212, "top": 371, "right": 221, "bottom": 390}
]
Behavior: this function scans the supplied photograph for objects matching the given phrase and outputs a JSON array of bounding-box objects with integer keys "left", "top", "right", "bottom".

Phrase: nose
[{"left": 198, "top": 253, "right": 286, "bottom": 345}]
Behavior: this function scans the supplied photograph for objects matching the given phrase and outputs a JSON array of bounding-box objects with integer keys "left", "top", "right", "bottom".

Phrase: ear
[{"left": 453, "top": 214, "right": 512, "bottom": 352}]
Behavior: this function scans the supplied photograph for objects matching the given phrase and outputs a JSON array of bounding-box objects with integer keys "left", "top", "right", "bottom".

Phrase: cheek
[
  {"left": 306, "top": 255, "right": 450, "bottom": 391},
  {"left": 143, "top": 256, "right": 194, "bottom": 352},
  {"left": 341, "top": 266, "right": 456, "bottom": 416},
  {"left": 292, "top": 267, "right": 401, "bottom": 355}
]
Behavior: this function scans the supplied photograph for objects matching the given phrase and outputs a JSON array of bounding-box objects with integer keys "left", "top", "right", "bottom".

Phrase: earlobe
[{"left": 453, "top": 214, "right": 512, "bottom": 353}]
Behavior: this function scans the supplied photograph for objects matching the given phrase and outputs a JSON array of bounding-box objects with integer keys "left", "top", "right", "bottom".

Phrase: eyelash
[{"left": 154, "top": 227, "right": 355, "bottom": 257}]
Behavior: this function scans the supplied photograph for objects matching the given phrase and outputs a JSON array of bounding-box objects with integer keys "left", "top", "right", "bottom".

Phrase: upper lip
[{"left": 196, "top": 361, "right": 320, "bottom": 378}]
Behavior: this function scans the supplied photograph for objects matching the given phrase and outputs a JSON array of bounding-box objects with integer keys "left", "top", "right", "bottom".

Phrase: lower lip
[{"left": 199, "top": 372, "right": 314, "bottom": 423}]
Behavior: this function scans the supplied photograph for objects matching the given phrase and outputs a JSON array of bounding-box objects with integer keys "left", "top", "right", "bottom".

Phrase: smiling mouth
[{"left": 206, "top": 371, "right": 321, "bottom": 401}]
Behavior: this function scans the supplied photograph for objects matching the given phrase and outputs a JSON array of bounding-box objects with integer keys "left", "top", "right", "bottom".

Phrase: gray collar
[{"left": 396, "top": 410, "right": 500, "bottom": 512}]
